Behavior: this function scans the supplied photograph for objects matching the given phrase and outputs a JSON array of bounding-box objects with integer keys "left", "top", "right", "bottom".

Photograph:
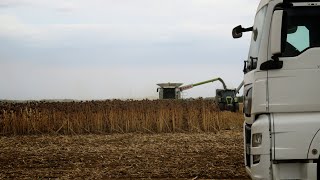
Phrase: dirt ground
[{"left": 0, "top": 130, "right": 249, "bottom": 179}]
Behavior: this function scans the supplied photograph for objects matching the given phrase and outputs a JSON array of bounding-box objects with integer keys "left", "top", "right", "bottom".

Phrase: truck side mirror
[
  {"left": 232, "top": 25, "right": 253, "bottom": 39},
  {"left": 270, "top": 10, "right": 284, "bottom": 56},
  {"left": 232, "top": 25, "right": 243, "bottom": 38}
]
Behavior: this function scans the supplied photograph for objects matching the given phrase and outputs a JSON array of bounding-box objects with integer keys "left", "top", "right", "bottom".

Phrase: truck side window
[
  {"left": 282, "top": 7, "right": 320, "bottom": 57},
  {"left": 283, "top": 26, "right": 310, "bottom": 57},
  {"left": 287, "top": 26, "right": 309, "bottom": 51}
]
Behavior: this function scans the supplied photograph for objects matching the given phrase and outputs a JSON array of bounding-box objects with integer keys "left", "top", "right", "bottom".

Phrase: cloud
[
  {"left": 0, "top": 61, "right": 243, "bottom": 100},
  {"left": 0, "top": 0, "right": 258, "bottom": 45},
  {"left": 0, "top": 16, "right": 248, "bottom": 48},
  {"left": 0, "top": 15, "right": 32, "bottom": 38},
  {"left": 0, "top": 0, "right": 256, "bottom": 99},
  {"left": 0, "top": 0, "right": 79, "bottom": 16},
  {"left": 0, "top": 0, "right": 25, "bottom": 8}
]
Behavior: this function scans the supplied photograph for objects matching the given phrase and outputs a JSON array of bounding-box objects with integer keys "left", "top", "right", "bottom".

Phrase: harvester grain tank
[{"left": 156, "top": 83, "right": 182, "bottom": 99}]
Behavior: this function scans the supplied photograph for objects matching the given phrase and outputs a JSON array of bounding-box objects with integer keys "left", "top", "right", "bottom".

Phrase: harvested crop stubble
[
  {"left": 0, "top": 131, "right": 248, "bottom": 179},
  {"left": 0, "top": 99, "right": 243, "bottom": 135}
]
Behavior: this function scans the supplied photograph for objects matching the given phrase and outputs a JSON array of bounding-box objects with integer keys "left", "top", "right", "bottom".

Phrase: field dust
[{"left": 0, "top": 130, "right": 248, "bottom": 179}]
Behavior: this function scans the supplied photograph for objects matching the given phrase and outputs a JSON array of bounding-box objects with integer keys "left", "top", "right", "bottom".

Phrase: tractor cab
[{"left": 215, "top": 89, "right": 239, "bottom": 112}]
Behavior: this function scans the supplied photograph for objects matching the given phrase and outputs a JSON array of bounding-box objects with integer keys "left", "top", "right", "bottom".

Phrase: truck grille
[{"left": 245, "top": 124, "right": 251, "bottom": 167}]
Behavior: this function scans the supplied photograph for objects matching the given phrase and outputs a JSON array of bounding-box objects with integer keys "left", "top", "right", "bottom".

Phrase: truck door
[
  {"left": 268, "top": 7, "right": 320, "bottom": 160},
  {"left": 268, "top": 7, "right": 320, "bottom": 113}
]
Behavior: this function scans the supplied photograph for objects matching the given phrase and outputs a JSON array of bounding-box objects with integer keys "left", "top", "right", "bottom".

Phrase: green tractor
[
  {"left": 215, "top": 89, "right": 239, "bottom": 112},
  {"left": 215, "top": 81, "right": 243, "bottom": 112}
]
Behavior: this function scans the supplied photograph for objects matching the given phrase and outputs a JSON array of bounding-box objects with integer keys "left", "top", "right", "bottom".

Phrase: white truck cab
[{"left": 233, "top": 0, "right": 320, "bottom": 179}]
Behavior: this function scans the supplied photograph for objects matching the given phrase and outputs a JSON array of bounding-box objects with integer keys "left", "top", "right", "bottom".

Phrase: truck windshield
[{"left": 283, "top": 7, "right": 320, "bottom": 57}]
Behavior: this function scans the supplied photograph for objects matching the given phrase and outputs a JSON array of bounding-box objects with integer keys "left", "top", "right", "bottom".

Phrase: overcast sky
[{"left": 0, "top": 0, "right": 258, "bottom": 100}]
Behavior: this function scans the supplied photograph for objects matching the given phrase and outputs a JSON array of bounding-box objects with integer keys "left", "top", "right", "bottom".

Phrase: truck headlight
[
  {"left": 252, "top": 133, "right": 262, "bottom": 147},
  {"left": 234, "top": 97, "right": 238, "bottom": 102}
]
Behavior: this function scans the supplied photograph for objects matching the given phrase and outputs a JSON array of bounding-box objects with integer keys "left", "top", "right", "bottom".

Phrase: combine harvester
[
  {"left": 157, "top": 78, "right": 241, "bottom": 112},
  {"left": 232, "top": 0, "right": 320, "bottom": 179}
]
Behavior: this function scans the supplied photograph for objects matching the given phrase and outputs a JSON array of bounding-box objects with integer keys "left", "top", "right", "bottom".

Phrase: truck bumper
[{"left": 245, "top": 154, "right": 271, "bottom": 180}]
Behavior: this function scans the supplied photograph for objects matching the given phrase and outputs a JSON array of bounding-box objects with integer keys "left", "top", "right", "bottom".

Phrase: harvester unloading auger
[{"left": 157, "top": 78, "right": 241, "bottom": 112}]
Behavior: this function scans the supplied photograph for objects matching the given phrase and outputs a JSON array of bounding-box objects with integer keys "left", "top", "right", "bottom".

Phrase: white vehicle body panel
[
  {"left": 271, "top": 113, "right": 320, "bottom": 160},
  {"left": 308, "top": 129, "right": 320, "bottom": 159},
  {"left": 247, "top": 115, "right": 272, "bottom": 179},
  {"left": 268, "top": 48, "right": 320, "bottom": 113},
  {"left": 239, "top": 0, "right": 320, "bottom": 179},
  {"left": 272, "top": 163, "right": 317, "bottom": 179},
  {"left": 251, "top": 72, "right": 268, "bottom": 115}
]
